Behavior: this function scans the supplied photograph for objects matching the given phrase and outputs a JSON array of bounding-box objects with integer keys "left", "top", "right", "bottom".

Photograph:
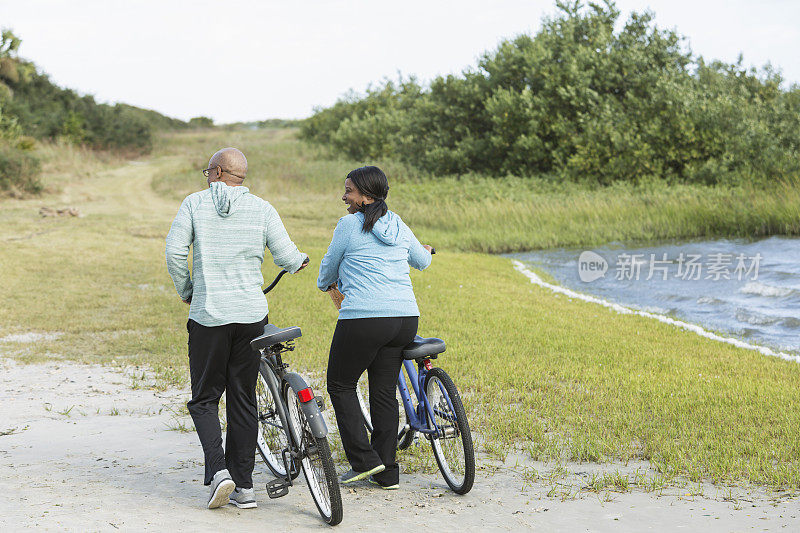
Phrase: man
[{"left": 165, "top": 147, "right": 308, "bottom": 509}]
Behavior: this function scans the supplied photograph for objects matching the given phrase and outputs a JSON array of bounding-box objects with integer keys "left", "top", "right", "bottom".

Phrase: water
[{"left": 509, "top": 236, "right": 800, "bottom": 357}]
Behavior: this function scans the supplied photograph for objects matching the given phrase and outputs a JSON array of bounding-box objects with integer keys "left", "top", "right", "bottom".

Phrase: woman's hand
[
  {"left": 423, "top": 245, "right": 434, "bottom": 253},
  {"left": 327, "top": 283, "right": 345, "bottom": 310}
]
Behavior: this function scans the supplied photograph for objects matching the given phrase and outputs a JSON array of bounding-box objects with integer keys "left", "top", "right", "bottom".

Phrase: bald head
[{"left": 208, "top": 147, "right": 247, "bottom": 185}]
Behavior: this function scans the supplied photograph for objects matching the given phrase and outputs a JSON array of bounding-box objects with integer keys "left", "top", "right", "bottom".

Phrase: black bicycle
[{"left": 252, "top": 270, "right": 342, "bottom": 526}]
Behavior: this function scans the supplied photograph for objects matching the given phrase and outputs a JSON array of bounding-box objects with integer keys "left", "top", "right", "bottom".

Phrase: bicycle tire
[
  {"left": 357, "top": 372, "right": 413, "bottom": 448},
  {"left": 255, "top": 360, "right": 298, "bottom": 480},
  {"left": 356, "top": 374, "right": 373, "bottom": 433},
  {"left": 424, "top": 367, "right": 475, "bottom": 495},
  {"left": 283, "top": 381, "right": 343, "bottom": 526}
]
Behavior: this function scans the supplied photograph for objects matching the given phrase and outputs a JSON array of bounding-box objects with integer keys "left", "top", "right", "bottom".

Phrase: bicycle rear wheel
[
  {"left": 356, "top": 374, "right": 373, "bottom": 433},
  {"left": 424, "top": 367, "right": 475, "bottom": 495},
  {"left": 255, "top": 361, "right": 297, "bottom": 479},
  {"left": 356, "top": 373, "right": 413, "bottom": 448},
  {"left": 283, "top": 382, "right": 343, "bottom": 526}
]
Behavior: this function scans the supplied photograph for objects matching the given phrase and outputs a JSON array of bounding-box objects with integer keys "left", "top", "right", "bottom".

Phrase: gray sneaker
[
  {"left": 339, "top": 464, "right": 385, "bottom": 484},
  {"left": 207, "top": 469, "right": 236, "bottom": 509},
  {"left": 229, "top": 487, "right": 257, "bottom": 509}
]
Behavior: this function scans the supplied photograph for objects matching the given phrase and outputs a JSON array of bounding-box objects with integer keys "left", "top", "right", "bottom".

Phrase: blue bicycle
[{"left": 357, "top": 336, "right": 475, "bottom": 494}]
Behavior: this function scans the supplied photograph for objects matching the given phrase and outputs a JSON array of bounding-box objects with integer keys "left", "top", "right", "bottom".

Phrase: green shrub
[
  {"left": 16, "top": 135, "right": 35, "bottom": 150},
  {"left": 0, "top": 142, "right": 41, "bottom": 194},
  {"left": 301, "top": 1, "right": 800, "bottom": 187},
  {"left": 189, "top": 116, "right": 214, "bottom": 128},
  {"left": 88, "top": 105, "right": 154, "bottom": 152},
  {"left": 60, "top": 110, "right": 87, "bottom": 144}
]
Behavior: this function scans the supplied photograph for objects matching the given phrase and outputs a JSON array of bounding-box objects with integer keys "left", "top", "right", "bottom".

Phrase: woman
[{"left": 317, "top": 165, "right": 432, "bottom": 490}]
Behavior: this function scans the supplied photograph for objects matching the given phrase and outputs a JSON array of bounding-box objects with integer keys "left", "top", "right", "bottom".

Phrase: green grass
[
  {"left": 395, "top": 176, "right": 800, "bottom": 253},
  {"left": 0, "top": 128, "right": 798, "bottom": 491},
  {"left": 154, "top": 128, "right": 800, "bottom": 253}
]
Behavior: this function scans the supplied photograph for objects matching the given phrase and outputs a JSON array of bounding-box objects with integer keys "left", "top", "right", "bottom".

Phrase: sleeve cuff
[{"left": 287, "top": 253, "right": 309, "bottom": 274}]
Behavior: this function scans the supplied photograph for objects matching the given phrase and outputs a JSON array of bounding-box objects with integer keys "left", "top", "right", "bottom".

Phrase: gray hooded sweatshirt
[{"left": 166, "top": 181, "right": 307, "bottom": 326}]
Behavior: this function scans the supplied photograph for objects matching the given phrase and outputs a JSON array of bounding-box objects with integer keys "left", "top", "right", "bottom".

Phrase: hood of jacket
[
  {"left": 369, "top": 210, "right": 402, "bottom": 245},
  {"left": 210, "top": 181, "right": 249, "bottom": 217}
]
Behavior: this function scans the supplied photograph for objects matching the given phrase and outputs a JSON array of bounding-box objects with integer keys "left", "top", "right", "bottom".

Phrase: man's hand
[
  {"left": 423, "top": 245, "right": 434, "bottom": 253},
  {"left": 296, "top": 256, "right": 311, "bottom": 272}
]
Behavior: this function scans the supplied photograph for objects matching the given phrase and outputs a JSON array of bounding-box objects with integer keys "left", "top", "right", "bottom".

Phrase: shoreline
[{"left": 511, "top": 260, "right": 800, "bottom": 365}]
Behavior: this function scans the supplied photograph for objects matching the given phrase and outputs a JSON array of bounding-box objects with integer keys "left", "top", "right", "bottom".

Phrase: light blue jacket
[
  {"left": 166, "top": 182, "right": 307, "bottom": 326},
  {"left": 317, "top": 210, "right": 431, "bottom": 320}
]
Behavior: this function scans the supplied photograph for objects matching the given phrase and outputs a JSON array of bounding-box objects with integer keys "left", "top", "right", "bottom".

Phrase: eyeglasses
[{"left": 202, "top": 166, "right": 245, "bottom": 179}]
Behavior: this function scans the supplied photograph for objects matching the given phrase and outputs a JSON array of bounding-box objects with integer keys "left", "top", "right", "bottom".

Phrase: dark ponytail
[{"left": 347, "top": 166, "right": 389, "bottom": 232}]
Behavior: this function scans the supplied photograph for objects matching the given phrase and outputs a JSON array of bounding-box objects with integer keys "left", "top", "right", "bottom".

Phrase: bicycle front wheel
[
  {"left": 283, "top": 382, "right": 343, "bottom": 526},
  {"left": 424, "top": 367, "right": 475, "bottom": 495},
  {"left": 255, "top": 361, "right": 297, "bottom": 479}
]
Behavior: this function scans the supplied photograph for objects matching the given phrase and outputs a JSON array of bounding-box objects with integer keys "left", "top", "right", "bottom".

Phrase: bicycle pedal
[{"left": 266, "top": 478, "right": 290, "bottom": 499}]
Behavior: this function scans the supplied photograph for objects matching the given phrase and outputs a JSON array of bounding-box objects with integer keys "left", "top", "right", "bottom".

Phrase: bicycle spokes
[
  {"left": 427, "top": 375, "right": 467, "bottom": 479},
  {"left": 285, "top": 386, "right": 334, "bottom": 520},
  {"left": 256, "top": 374, "right": 292, "bottom": 476}
]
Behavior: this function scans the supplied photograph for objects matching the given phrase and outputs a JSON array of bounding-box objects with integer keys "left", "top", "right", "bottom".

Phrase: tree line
[
  {"left": 301, "top": 1, "right": 800, "bottom": 187},
  {"left": 0, "top": 29, "right": 209, "bottom": 195}
]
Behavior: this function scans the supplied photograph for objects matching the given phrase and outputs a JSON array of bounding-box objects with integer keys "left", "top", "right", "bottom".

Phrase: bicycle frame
[
  {"left": 261, "top": 347, "right": 328, "bottom": 439},
  {"left": 397, "top": 359, "right": 457, "bottom": 437}
]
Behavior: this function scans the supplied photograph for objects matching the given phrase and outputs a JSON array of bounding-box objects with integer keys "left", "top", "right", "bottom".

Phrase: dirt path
[{"left": 1, "top": 357, "right": 797, "bottom": 532}]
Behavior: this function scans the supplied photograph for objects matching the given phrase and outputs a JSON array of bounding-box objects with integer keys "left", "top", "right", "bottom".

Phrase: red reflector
[{"left": 297, "top": 387, "right": 314, "bottom": 403}]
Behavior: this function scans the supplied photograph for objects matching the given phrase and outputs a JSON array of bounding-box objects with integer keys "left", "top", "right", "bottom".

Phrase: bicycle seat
[
  {"left": 250, "top": 324, "right": 302, "bottom": 351},
  {"left": 402, "top": 335, "right": 446, "bottom": 360}
]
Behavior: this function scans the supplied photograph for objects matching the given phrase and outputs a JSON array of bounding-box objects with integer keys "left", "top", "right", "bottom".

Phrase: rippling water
[{"left": 509, "top": 236, "right": 800, "bottom": 356}]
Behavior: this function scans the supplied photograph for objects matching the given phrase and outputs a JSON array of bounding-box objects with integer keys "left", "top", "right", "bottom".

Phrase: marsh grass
[
  {"left": 395, "top": 176, "right": 800, "bottom": 253},
  {"left": 1, "top": 128, "right": 798, "bottom": 491}
]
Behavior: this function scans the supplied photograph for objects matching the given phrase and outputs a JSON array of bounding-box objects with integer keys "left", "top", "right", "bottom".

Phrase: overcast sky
[{"left": 2, "top": 0, "right": 798, "bottom": 123}]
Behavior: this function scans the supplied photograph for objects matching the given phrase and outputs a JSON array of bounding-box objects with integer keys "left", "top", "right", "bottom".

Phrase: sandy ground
[{"left": 0, "top": 357, "right": 797, "bottom": 532}]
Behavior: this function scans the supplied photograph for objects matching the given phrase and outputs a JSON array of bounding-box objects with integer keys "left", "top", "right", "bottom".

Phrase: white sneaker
[
  {"left": 229, "top": 487, "right": 257, "bottom": 509},
  {"left": 207, "top": 469, "right": 235, "bottom": 509}
]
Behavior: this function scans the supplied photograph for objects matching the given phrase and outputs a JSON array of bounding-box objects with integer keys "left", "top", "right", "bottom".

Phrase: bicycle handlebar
[{"left": 263, "top": 270, "right": 288, "bottom": 294}]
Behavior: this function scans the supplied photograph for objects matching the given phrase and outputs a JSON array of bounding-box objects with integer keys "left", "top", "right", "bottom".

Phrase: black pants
[
  {"left": 327, "top": 316, "right": 418, "bottom": 485},
  {"left": 186, "top": 315, "right": 268, "bottom": 488}
]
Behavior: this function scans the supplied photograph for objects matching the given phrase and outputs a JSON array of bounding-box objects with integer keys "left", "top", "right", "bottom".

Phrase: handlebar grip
[{"left": 263, "top": 269, "right": 288, "bottom": 294}]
